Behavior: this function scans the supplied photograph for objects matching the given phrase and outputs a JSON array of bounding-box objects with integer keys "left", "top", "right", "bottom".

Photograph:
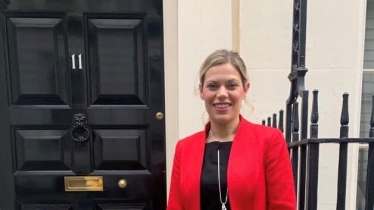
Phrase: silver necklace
[
  {"left": 217, "top": 149, "right": 228, "bottom": 210},
  {"left": 209, "top": 129, "right": 229, "bottom": 210}
]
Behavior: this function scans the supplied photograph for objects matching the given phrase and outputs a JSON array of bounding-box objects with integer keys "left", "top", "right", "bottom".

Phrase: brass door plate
[{"left": 64, "top": 176, "right": 103, "bottom": 192}]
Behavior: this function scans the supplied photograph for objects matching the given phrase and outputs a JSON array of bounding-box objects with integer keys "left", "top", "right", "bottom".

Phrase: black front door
[{"left": 0, "top": 0, "right": 166, "bottom": 209}]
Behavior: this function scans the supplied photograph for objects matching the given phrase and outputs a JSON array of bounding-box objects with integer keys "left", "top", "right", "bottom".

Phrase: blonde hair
[{"left": 199, "top": 49, "right": 249, "bottom": 86}]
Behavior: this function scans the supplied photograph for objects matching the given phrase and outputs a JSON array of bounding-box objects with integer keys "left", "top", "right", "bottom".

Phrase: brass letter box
[{"left": 64, "top": 176, "right": 103, "bottom": 192}]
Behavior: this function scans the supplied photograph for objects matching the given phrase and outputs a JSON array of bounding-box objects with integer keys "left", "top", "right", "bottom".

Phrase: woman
[{"left": 167, "top": 49, "right": 296, "bottom": 210}]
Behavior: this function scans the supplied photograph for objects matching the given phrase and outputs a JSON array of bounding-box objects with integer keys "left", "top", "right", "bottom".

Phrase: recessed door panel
[
  {"left": 93, "top": 129, "right": 149, "bottom": 170},
  {"left": 86, "top": 15, "right": 147, "bottom": 106},
  {"left": 3, "top": 14, "right": 70, "bottom": 106},
  {"left": 13, "top": 129, "right": 72, "bottom": 171}
]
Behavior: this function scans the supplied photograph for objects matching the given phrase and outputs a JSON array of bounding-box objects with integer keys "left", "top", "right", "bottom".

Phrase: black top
[{"left": 200, "top": 141, "right": 233, "bottom": 210}]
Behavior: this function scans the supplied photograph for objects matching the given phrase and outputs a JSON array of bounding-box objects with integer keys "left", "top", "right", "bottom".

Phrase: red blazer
[{"left": 167, "top": 116, "right": 296, "bottom": 210}]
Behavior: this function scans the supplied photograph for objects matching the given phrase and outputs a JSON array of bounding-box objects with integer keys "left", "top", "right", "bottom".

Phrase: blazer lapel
[
  {"left": 227, "top": 117, "right": 254, "bottom": 209},
  {"left": 184, "top": 130, "right": 207, "bottom": 210}
]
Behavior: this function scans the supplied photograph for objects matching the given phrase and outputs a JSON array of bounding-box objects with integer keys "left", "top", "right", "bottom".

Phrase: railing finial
[
  {"left": 340, "top": 93, "right": 349, "bottom": 126},
  {"left": 279, "top": 110, "right": 284, "bottom": 133},
  {"left": 272, "top": 113, "right": 277, "bottom": 128},
  {"left": 310, "top": 90, "right": 319, "bottom": 138}
]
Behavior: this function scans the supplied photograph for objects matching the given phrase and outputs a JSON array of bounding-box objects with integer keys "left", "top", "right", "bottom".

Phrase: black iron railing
[
  {"left": 262, "top": 0, "right": 374, "bottom": 209},
  {"left": 265, "top": 93, "right": 374, "bottom": 210}
]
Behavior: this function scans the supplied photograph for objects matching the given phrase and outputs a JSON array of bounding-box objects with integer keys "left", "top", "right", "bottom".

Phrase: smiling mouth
[{"left": 214, "top": 103, "right": 231, "bottom": 109}]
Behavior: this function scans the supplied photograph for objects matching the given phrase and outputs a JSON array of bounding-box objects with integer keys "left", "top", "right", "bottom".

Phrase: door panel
[
  {"left": 0, "top": 0, "right": 165, "bottom": 209},
  {"left": 14, "top": 128, "right": 72, "bottom": 171},
  {"left": 86, "top": 15, "right": 147, "bottom": 106},
  {"left": 92, "top": 129, "right": 149, "bottom": 170},
  {"left": 4, "top": 13, "right": 70, "bottom": 106}
]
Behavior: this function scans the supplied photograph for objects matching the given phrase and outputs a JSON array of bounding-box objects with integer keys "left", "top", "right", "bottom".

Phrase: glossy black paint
[{"left": 0, "top": 0, "right": 166, "bottom": 209}]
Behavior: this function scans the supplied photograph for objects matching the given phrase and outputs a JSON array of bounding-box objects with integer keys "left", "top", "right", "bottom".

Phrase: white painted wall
[
  {"left": 164, "top": 0, "right": 234, "bottom": 198},
  {"left": 164, "top": 0, "right": 367, "bottom": 209},
  {"left": 176, "top": 0, "right": 233, "bottom": 139}
]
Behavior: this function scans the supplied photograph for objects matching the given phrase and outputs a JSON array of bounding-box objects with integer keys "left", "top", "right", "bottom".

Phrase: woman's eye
[
  {"left": 227, "top": 83, "right": 238, "bottom": 89},
  {"left": 207, "top": 83, "right": 218, "bottom": 89}
]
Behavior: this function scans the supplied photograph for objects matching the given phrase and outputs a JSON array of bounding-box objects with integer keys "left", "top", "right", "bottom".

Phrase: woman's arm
[
  {"left": 167, "top": 141, "right": 184, "bottom": 210},
  {"left": 265, "top": 129, "right": 296, "bottom": 210}
]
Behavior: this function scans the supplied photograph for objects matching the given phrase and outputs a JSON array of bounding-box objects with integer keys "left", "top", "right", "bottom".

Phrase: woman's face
[{"left": 200, "top": 63, "right": 249, "bottom": 125}]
